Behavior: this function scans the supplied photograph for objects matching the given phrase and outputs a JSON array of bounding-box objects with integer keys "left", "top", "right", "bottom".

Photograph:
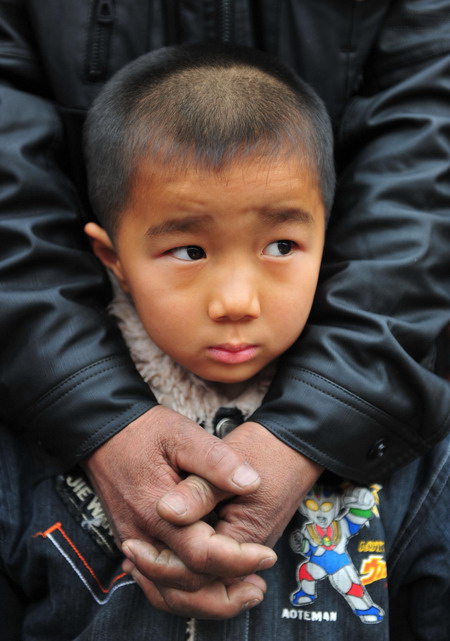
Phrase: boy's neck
[{"left": 210, "top": 380, "right": 252, "bottom": 400}]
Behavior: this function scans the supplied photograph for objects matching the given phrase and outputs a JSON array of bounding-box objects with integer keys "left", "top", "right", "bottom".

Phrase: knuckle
[
  {"left": 182, "top": 536, "right": 221, "bottom": 575},
  {"left": 185, "top": 547, "right": 210, "bottom": 574},
  {"left": 220, "top": 505, "right": 269, "bottom": 544},
  {"left": 185, "top": 476, "right": 215, "bottom": 508},
  {"left": 238, "top": 520, "right": 267, "bottom": 544},
  {"left": 157, "top": 575, "right": 207, "bottom": 593},
  {"left": 161, "top": 590, "right": 184, "bottom": 612},
  {"left": 163, "top": 589, "right": 204, "bottom": 615},
  {"left": 203, "top": 439, "right": 235, "bottom": 471}
]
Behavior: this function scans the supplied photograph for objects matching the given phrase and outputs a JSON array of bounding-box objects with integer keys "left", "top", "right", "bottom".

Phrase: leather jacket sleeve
[
  {"left": 0, "top": 1, "right": 157, "bottom": 464},
  {"left": 252, "top": 0, "right": 450, "bottom": 481},
  {"left": 1, "top": 0, "right": 449, "bottom": 481}
]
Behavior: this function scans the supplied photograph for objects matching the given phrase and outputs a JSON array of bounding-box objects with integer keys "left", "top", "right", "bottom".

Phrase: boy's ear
[{"left": 84, "top": 222, "right": 129, "bottom": 292}]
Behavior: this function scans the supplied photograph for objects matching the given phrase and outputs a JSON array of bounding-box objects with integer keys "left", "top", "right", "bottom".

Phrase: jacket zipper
[
  {"left": 186, "top": 617, "right": 197, "bottom": 641},
  {"left": 86, "top": 0, "right": 115, "bottom": 81},
  {"left": 219, "top": 0, "right": 233, "bottom": 42}
]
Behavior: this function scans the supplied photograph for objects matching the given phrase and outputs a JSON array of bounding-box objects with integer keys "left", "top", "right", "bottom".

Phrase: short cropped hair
[{"left": 84, "top": 43, "right": 335, "bottom": 236}]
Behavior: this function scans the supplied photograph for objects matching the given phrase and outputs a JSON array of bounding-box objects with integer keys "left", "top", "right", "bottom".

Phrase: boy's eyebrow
[
  {"left": 259, "top": 207, "right": 315, "bottom": 226},
  {"left": 145, "top": 208, "right": 314, "bottom": 237},
  {"left": 145, "top": 215, "right": 213, "bottom": 237}
]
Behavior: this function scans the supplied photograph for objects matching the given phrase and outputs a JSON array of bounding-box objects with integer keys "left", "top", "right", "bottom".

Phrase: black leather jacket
[{"left": 1, "top": 0, "right": 449, "bottom": 482}]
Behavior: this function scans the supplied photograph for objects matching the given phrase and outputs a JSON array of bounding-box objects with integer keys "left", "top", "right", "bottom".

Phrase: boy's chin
[{"left": 195, "top": 360, "right": 277, "bottom": 386}]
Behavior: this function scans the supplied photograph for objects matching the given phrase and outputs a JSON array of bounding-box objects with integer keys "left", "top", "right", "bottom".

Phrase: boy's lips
[{"left": 208, "top": 343, "right": 259, "bottom": 364}]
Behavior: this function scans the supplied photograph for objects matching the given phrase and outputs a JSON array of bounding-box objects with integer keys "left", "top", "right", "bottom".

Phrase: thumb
[
  {"left": 158, "top": 434, "right": 260, "bottom": 525},
  {"left": 156, "top": 473, "right": 229, "bottom": 524},
  {"left": 156, "top": 456, "right": 261, "bottom": 524},
  {"left": 171, "top": 427, "right": 261, "bottom": 493}
]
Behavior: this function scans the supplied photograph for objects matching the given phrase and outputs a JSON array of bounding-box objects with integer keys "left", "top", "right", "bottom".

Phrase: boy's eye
[
  {"left": 264, "top": 240, "right": 295, "bottom": 257},
  {"left": 170, "top": 245, "right": 206, "bottom": 261}
]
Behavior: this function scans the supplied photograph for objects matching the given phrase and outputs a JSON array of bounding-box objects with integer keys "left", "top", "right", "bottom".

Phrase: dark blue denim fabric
[{"left": 0, "top": 424, "right": 449, "bottom": 641}]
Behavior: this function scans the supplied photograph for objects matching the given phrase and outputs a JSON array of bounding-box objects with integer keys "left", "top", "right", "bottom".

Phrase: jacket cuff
[
  {"left": 250, "top": 368, "right": 441, "bottom": 483},
  {"left": 19, "top": 354, "right": 157, "bottom": 466}
]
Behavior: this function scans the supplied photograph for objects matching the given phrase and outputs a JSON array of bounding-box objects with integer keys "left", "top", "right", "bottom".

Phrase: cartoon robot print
[{"left": 290, "top": 484, "right": 384, "bottom": 624}]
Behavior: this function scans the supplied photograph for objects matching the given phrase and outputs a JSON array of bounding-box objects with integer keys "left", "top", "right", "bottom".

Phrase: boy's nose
[{"left": 208, "top": 276, "right": 261, "bottom": 322}]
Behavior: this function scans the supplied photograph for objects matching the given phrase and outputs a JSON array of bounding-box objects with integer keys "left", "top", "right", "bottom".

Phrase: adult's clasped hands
[{"left": 84, "top": 405, "right": 322, "bottom": 619}]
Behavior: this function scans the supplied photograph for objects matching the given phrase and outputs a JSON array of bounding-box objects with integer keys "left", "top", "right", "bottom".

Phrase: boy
[{"left": 0, "top": 44, "right": 448, "bottom": 641}]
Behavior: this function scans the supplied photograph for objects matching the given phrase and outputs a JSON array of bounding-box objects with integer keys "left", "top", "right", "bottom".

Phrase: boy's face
[{"left": 86, "top": 154, "right": 325, "bottom": 384}]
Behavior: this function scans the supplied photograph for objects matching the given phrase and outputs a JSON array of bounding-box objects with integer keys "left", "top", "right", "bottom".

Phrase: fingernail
[
  {"left": 122, "top": 542, "right": 135, "bottom": 563},
  {"left": 232, "top": 464, "right": 260, "bottom": 488},
  {"left": 160, "top": 492, "right": 188, "bottom": 515},
  {"left": 242, "top": 598, "right": 262, "bottom": 611},
  {"left": 257, "top": 556, "right": 277, "bottom": 571}
]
